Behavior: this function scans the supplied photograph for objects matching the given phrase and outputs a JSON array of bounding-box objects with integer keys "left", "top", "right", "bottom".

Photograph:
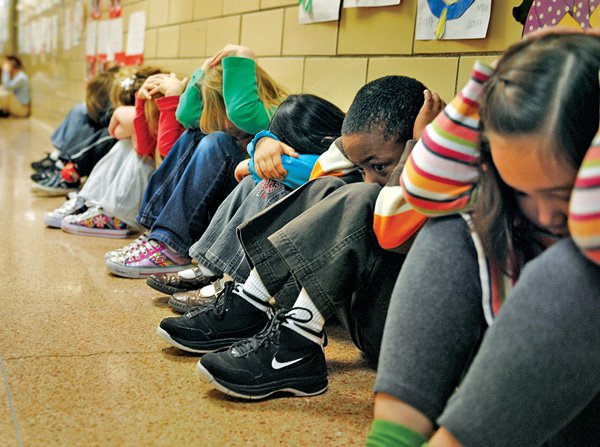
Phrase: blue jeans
[
  {"left": 189, "top": 176, "right": 290, "bottom": 282},
  {"left": 137, "top": 131, "right": 245, "bottom": 255},
  {"left": 51, "top": 103, "right": 88, "bottom": 151}
]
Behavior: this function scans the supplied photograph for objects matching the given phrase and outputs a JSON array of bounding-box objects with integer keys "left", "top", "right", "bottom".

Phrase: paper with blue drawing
[{"left": 416, "top": 0, "right": 491, "bottom": 40}]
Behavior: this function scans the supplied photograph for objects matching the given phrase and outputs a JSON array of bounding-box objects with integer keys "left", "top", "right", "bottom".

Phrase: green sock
[{"left": 366, "top": 419, "right": 428, "bottom": 447}]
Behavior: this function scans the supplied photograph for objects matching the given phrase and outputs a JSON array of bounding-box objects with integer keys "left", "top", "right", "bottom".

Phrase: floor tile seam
[
  {"left": 0, "top": 352, "right": 24, "bottom": 447},
  {"left": 2, "top": 349, "right": 168, "bottom": 362}
]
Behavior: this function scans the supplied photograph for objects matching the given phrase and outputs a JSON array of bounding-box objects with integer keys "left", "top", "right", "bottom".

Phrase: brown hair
[
  {"left": 4, "top": 55, "right": 23, "bottom": 70},
  {"left": 111, "top": 66, "right": 163, "bottom": 107},
  {"left": 474, "top": 34, "right": 600, "bottom": 276},
  {"left": 86, "top": 72, "right": 116, "bottom": 123},
  {"left": 199, "top": 62, "right": 288, "bottom": 133}
]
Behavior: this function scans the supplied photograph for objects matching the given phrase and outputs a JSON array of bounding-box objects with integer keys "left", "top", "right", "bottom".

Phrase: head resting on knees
[
  {"left": 267, "top": 93, "right": 345, "bottom": 156},
  {"left": 475, "top": 33, "right": 600, "bottom": 274}
]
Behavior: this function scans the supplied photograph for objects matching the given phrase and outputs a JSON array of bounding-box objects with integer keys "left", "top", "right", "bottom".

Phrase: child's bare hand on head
[
  {"left": 253, "top": 137, "right": 299, "bottom": 180},
  {"left": 137, "top": 73, "right": 168, "bottom": 100},
  {"left": 203, "top": 44, "right": 255, "bottom": 71},
  {"left": 156, "top": 73, "right": 188, "bottom": 97},
  {"left": 413, "top": 90, "right": 445, "bottom": 140}
]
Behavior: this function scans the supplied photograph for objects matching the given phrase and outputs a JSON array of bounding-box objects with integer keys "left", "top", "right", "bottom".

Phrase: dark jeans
[
  {"left": 238, "top": 177, "right": 404, "bottom": 360},
  {"left": 51, "top": 103, "right": 88, "bottom": 151},
  {"left": 374, "top": 216, "right": 600, "bottom": 447},
  {"left": 189, "top": 176, "right": 291, "bottom": 282},
  {"left": 137, "top": 131, "right": 245, "bottom": 256}
]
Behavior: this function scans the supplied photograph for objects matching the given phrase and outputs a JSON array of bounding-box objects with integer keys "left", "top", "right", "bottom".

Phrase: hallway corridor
[{"left": 0, "top": 118, "right": 375, "bottom": 447}]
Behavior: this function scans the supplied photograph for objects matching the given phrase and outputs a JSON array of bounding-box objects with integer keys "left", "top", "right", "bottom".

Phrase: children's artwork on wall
[
  {"left": 415, "top": 0, "right": 492, "bottom": 40},
  {"left": 73, "top": 0, "right": 84, "bottom": 46},
  {"left": 343, "top": 0, "right": 400, "bottom": 7},
  {"left": 299, "top": 0, "right": 342, "bottom": 24},
  {"left": 523, "top": 0, "right": 600, "bottom": 35},
  {"left": 109, "top": 0, "right": 122, "bottom": 18},
  {"left": 90, "top": 0, "right": 101, "bottom": 19},
  {"left": 124, "top": 11, "right": 146, "bottom": 66}
]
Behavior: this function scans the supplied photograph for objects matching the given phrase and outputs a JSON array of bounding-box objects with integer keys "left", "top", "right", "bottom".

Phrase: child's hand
[
  {"left": 413, "top": 90, "right": 445, "bottom": 140},
  {"left": 234, "top": 159, "right": 251, "bottom": 182},
  {"left": 253, "top": 137, "right": 298, "bottom": 180},
  {"left": 109, "top": 106, "right": 136, "bottom": 139},
  {"left": 157, "top": 73, "right": 188, "bottom": 97},
  {"left": 137, "top": 73, "right": 168, "bottom": 100},
  {"left": 206, "top": 44, "right": 255, "bottom": 68}
]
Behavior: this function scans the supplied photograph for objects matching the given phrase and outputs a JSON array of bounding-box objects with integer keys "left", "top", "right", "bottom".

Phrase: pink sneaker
[
  {"left": 61, "top": 206, "right": 135, "bottom": 238},
  {"left": 105, "top": 238, "right": 193, "bottom": 279}
]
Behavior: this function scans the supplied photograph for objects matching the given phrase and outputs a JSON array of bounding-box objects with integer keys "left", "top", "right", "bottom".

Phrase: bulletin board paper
[
  {"left": 344, "top": 0, "right": 400, "bottom": 7},
  {"left": 299, "top": 0, "right": 342, "bottom": 24},
  {"left": 415, "top": 0, "right": 491, "bottom": 40},
  {"left": 85, "top": 19, "right": 97, "bottom": 55},
  {"left": 126, "top": 11, "right": 146, "bottom": 56}
]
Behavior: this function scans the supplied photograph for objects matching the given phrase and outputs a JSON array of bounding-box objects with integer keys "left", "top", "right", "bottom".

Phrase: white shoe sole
[
  {"left": 31, "top": 182, "right": 77, "bottom": 197},
  {"left": 156, "top": 327, "right": 208, "bottom": 354},
  {"left": 61, "top": 221, "right": 132, "bottom": 239},
  {"left": 105, "top": 258, "right": 192, "bottom": 279},
  {"left": 44, "top": 214, "right": 63, "bottom": 228},
  {"left": 196, "top": 362, "right": 328, "bottom": 400}
]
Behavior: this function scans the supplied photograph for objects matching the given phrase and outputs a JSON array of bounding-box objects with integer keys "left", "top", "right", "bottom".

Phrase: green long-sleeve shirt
[{"left": 175, "top": 57, "right": 277, "bottom": 134}]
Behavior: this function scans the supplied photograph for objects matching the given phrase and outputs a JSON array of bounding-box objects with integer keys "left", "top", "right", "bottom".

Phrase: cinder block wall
[{"left": 19, "top": 0, "right": 523, "bottom": 129}]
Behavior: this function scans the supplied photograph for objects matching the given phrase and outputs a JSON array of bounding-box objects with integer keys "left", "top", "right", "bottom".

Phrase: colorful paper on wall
[
  {"left": 415, "top": 0, "right": 491, "bottom": 40},
  {"left": 124, "top": 11, "right": 146, "bottom": 65},
  {"left": 299, "top": 0, "right": 342, "bottom": 24},
  {"left": 523, "top": 0, "right": 600, "bottom": 35},
  {"left": 108, "top": 17, "right": 123, "bottom": 62},
  {"left": 343, "top": 0, "right": 400, "bottom": 7}
]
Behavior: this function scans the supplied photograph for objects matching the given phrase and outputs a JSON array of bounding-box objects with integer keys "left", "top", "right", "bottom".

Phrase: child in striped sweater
[{"left": 368, "top": 33, "right": 600, "bottom": 447}]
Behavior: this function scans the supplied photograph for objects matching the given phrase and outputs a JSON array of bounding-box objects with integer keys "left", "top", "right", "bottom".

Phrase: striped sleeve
[
  {"left": 309, "top": 138, "right": 360, "bottom": 180},
  {"left": 373, "top": 140, "right": 428, "bottom": 251},
  {"left": 569, "top": 136, "right": 600, "bottom": 265},
  {"left": 401, "top": 61, "right": 495, "bottom": 216}
]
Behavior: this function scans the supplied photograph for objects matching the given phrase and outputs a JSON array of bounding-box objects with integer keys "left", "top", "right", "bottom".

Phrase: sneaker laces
[
  {"left": 53, "top": 195, "right": 82, "bottom": 214},
  {"left": 126, "top": 238, "right": 164, "bottom": 261},
  {"left": 230, "top": 307, "right": 316, "bottom": 357},
  {"left": 185, "top": 281, "right": 237, "bottom": 319}
]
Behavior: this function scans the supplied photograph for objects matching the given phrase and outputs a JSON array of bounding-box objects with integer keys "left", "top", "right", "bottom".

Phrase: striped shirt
[
  {"left": 309, "top": 138, "right": 427, "bottom": 252},
  {"left": 401, "top": 61, "right": 600, "bottom": 323}
]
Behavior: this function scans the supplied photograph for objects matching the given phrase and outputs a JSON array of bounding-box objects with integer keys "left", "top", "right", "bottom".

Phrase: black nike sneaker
[
  {"left": 156, "top": 281, "right": 271, "bottom": 353},
  {"left": 197, "top": 308, "right": 328, "bottom": 400}
]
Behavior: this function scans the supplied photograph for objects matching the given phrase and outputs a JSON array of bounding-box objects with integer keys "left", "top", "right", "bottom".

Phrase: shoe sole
[
  {"left": 146, "top": 277, "right": 189, "bottom": 296},
  {"left": 196, "top": 363, "right": 328, "bottom": 400},
  {"left": 167, "top": 296, "right": 191, "bottom": 314},
  {"left": 31, "top": 183, "right": 78, "bottom": 197},
  {"left": 105, "top": 259, "right": 193, "bottom": 279},
  {"left": 61, "top": 220, "right": 133, "bottom": 239},
  {"left": 44, "top": 214, "right": 63, "bottom": 228},
  {"left": 156, "top": 327, "right": 235, "bottom": 354}
]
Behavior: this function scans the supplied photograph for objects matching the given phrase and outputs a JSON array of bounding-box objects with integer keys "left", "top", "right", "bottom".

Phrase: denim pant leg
[
  {"left": 136, "top": 129, "right": 205, "bottom": 229},
  {"left": 150, "top": 131, "right": 246, "bottom": 256},
  {"left": 190, "top": 177, "right": 290, "bottom": 282},
  {"left": 237, "top": 176, "right": 350, "bottom": 303},
  {"left": 51, "top": 103, "right": 88, "bottom": 151}
]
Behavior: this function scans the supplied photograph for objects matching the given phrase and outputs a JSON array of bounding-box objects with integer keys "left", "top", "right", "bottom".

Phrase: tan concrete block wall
[{"left": 17, "top": 0, "right": 523, "bottom": 127}]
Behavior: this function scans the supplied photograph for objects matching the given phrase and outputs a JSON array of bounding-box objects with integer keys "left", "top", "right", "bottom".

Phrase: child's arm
[
  {"left": 133, "top": 94, "right": 156, "bottom": 158},
  {"left": 156, "top": 96, "right": 185, "bottom": 158},
  {"left": 154, "top": 74, "right": 187, "bottom": 157},
  {"left": 401, "top": 61, "right": 495, "bottom": 216},
  {"left": 373, "top": 89, "right": 446, "bottom": 251},
  {"left": 108, "top": 106, "right": 135, "bottom": 140},
  {"left": 175, "top": 67, "right": 204, "bottom": 129},
  {"left": 569, "top": 137, "right": 600, "bottom": 265},
  {"left": 222, "top": 54, "right": 273, "bottom": 134},
  {"left": 309, "top": 138, "right": 360, "bottom": 180}
]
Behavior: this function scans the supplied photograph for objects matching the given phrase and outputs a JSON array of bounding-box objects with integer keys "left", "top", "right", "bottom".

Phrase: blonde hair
[{"left": 199, "top": 62, "right": 288, "bottom": 133}]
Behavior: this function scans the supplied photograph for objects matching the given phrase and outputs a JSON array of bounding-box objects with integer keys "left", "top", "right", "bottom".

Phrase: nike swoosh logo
[{"left": 271, "top": 356, "right": 304, "bottom": 370}]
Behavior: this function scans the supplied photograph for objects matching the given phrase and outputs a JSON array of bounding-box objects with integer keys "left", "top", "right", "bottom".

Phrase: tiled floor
[{"left": 0, "top": 118, "right": 376, "bottom": 446}]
